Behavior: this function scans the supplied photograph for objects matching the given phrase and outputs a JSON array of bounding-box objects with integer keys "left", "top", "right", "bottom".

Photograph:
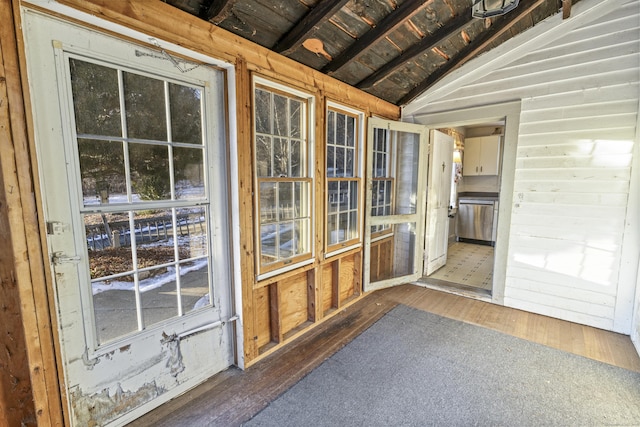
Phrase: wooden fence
[{"left": 86, "top": 213, "right": 206, "bottom": 251}]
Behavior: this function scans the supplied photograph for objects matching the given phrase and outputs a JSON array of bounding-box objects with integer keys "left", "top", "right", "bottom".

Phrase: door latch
[
  {"left": 46, "top": 221, "right": 70, "bottom": 235},
  {"left": 52, "top": 252, "right": 81, "bottom": 265}
]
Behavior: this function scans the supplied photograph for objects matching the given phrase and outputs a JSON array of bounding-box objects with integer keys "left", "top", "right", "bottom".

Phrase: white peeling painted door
[
  {"left": 363, "top": 118, "right": 429, "bottom": 292},
  {"left": 23, "top": 10, "right": 235, "bottom": 426},
  {"left": 424, "top": 130, "right": 454, "bottom": 276}
]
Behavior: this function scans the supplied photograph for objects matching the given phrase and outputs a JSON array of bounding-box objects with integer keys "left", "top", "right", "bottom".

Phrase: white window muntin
[
  {"left": 325, "top": 101, "right": 364, "bottom": 257},
  {"left": 54, "top": 42, "right": 231, "bottom": 353},
  {"left": 253, "top": 76, "right": 315, "bottom": 280}
]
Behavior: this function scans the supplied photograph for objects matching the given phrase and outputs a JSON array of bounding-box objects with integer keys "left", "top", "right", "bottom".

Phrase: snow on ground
[{"left": 92, "top": 258, "right": 208, "bottom": 295}]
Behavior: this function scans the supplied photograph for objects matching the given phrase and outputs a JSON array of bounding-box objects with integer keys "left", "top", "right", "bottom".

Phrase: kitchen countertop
[{"left": 457, "top": 192, "right": 499, "bottom": 201}]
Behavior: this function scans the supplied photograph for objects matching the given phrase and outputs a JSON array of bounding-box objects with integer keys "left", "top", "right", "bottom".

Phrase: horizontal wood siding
[{"left": 407, "top": 0, "right": 639, "bottom": 331}]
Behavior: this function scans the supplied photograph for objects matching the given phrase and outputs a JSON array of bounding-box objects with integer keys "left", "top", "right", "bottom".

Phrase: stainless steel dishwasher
[{"left": 456, "top": 198, "right": 495, "bottom": 244}]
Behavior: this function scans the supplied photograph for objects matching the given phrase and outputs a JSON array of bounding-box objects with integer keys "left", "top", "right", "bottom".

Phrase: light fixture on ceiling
[{"left": 472, "top": 0, "right": 520, "bottom": 19}]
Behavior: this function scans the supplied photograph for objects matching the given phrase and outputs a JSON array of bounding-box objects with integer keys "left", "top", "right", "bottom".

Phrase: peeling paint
[
  {"left": 82, "top": 348, "right": 99, "bottom": 369},
  {"left": 161, "top": 333, "right": 185, "bottom": 377},
  {"left": 70, "top": 382, "right": 166, "bottom": 426}
]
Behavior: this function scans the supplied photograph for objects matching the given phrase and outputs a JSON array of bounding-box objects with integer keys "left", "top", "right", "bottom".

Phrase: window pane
[
  {"left": 93, "top": 274, "right": 138, "bottom": 344},
  {"left": 273, "top": 137, "right": 289, "bottom": 177},
  {"left": 348, "top": 210, "right": 358, "bottom": 240},
  {"left": 327, "top": 145, "right": 336, "bottom": 177},
  {"left": 376, "top": 129, "right": 386, "bottom": 151},
  {"left": 393, "top": 130, "right": 420, "bottom": 215},
  {"left": 260, "top": 223, "right": 277, "bottom": 262},
  {"left": 291, "top": 140, "right": 301, "bottom": 177},
  {"left": 78, "top": 139, "right": 126, "bottom": 206},
  {"left": 124, "top": 72, "right": 167, "bottom": 141},
  {"left": 327, "top": 213, "right": 338, "bottom": 245},
  {"left": 290, "top": 99, "right": 301, "bottom": 138},
  {"left": 338, "top": 181, "right": 350, "bottom": 212},
  {"left": 255, "top": 89, "right": 271, "bottom": 134},
  {"left": 260, "top": 182, "right": 277, "bottom": 223},
  {"left": 69, "top": 58, "right": 122, "bottom": 137},
  {"left": 273, "top": 94, "right": 288, "bottom": 136},
  {"left": 141, "top": 266, "right": 178, "bottom": 328},
  {"left": 256, "top": 135, "right": 273, "bottom": 177},
  {"left": 169, "top": 83, "right": 202, "bottom": 145},
  {"left": 327, "top": 111, "right": 335, "bottom": 145},
  {"left": 336, "top": 146, "right": 345, "bottom": 177},
  {"left": 176, "top": 207, "right": 208, "bottom": 260},
  {"left": 384, "top": 180, "right": 392, "bottom": 206},
  {"left": 328, "top": 181, "right": 339, "bottom": 214},
  {"left": 346, "top": 147, "right": 355, "bottom": 177},
  {"left": 346, "top": 116, "right": 355, "bottom": 147},
  {"left": 85, "top": 212, "right": 132, "bottom": 276},
  {"left": 174, "top": 147, "right": 205, "bottom": 200},
  {"left": 133, "top": 209, "right": 176, "bottom": 269},
  {"left": 296, "top": 218, "right": 310, "bottom": 254},
  {"left": 175, "top": 206, "right": 210, "bottom": 314},
  {"left": 279, "top": 221, "right": 295, "bottom": 257},
  {"left": 338, "top": 212, "right": 349, "bottom": 240},
  {"left": 349, "top": 180, "right": 358, "bottom": 210},
  {"left": 375, "top": 153, "right": 385, "bottom": 177},
  {"left": 129, "top": 143, "right": 171, "bottom": 201},
  {"left": 336, "top": 113, "right": 347, "bottom": 146},
  {"left": 293, "top": 181, "right": 304, "bottom": 218},
  {"left": 181, "top": 262, "right": 211, "bottom": 314},
  {"left": 279, "top": 182, "right": 294, "bottom": 220}
]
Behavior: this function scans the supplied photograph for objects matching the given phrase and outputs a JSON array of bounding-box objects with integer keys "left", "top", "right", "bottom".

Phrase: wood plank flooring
[{"left": 129, "top": 285, "right": 640, "bottom": 427}]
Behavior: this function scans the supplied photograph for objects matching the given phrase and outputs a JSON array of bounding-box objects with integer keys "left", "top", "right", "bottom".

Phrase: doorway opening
[{"left": 419, "top": 120, "right": 505, "bottom": 298}]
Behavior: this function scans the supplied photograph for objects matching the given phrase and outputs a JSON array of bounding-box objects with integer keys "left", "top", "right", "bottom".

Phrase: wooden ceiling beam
[
  {"left": 205, "top": 0, "right": 237, "bottom": 24},
  {"left": 356, "top": 6, "right": 473, "bottom": 91},
  {"left": 397, "top": 0, "right": 546, "bottom": 105},
  {"left": 273, "top": 0, "right": 350, "bottom": 55},
  {"left": 322, "top": 0, "right": 432, "bottom": 75},
  {"left": 562, "top": 0, "right": 572, "bottom": 19}
]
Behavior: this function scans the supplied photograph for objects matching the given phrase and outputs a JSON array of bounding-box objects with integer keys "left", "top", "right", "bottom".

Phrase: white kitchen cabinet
[{"left": 462, "top": 135, "right": 501, "bottom": 176}]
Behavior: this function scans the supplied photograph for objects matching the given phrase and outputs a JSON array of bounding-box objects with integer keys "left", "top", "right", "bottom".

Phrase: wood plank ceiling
[{"left": 163, "top": 0, "right": 577, "bottom": 105}]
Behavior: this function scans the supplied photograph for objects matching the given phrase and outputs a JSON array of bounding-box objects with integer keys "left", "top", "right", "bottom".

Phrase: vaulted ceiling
[{"left": 163, "top": 0, "right": 577, "bottom": 105}]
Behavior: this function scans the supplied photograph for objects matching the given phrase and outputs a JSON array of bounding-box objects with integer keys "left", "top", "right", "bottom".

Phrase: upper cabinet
[{"left": 462, "top": 135, "right": 501, "bottom": 176}]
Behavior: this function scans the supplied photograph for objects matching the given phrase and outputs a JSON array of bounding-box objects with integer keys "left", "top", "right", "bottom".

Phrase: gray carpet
[{"left": 244, "top": 305, "right": 640, "bottom": 426}]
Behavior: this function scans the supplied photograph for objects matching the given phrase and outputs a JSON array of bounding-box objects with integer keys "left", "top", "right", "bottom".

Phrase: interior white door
[
  {"left": 363, "top": 118, "right": 429, "bottom": 292},
  {"left": 23, "top": 11, "right": 235, "bottom": 426},
  {"left": 424, "top": 130, "right": 454, "bottom": 275}
]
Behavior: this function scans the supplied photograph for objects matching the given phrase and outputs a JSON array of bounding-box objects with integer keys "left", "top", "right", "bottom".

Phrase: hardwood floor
[{"left": 129, "top": 285, "right": 640, "bottom": 426}]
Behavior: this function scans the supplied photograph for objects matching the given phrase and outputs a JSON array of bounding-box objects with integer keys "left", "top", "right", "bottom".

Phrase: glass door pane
[{"left": 364, "top": 118, "right": 428, "bottom": 291}]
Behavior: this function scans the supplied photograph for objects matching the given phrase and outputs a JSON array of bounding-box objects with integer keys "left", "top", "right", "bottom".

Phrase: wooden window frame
[
  {"left": 325, "top": 102, "right": 364, "bottom": 257},
  {"left": 252, "top": 77, "right": 315, "bottom": 279}
]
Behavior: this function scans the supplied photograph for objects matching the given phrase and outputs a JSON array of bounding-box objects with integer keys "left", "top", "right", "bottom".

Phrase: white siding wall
[{"left": 406, "top": 0, "right": 639, "bottom": 332}]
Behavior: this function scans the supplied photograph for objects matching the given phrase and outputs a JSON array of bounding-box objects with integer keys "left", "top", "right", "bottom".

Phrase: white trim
[
  {"left": 618, "top": 94, "right": 640, "bottom": 334},
  {"left": 256, "top": 258, "right": 315, "bottom": 282},
  {"left": 325, "top": 243, "right": 362, "bottom": 259},
  {"left": 406, "top": 101, "right": 522, "bottom": 305},
  {"left": 225, "top": 61, "right": 245, "bottom": 369}
]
